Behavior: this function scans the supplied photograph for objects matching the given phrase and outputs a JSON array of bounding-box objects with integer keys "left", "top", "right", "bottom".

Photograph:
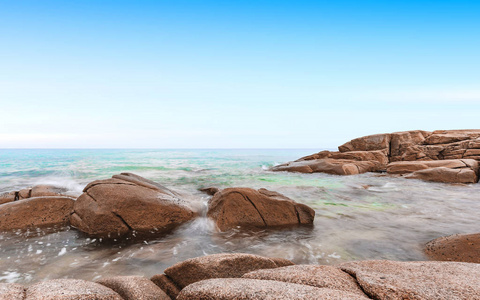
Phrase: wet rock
[
  {"left": 0, "top": 196, "right": 74, "bottom": 231},
  {"left": 207, "top": 188, "right": 314, "bottom": 231},
  {"left": 243, "top": 265, "right": 367, "bottom": 296},
  {"left": 340, "top": 260, "right": 480, "bottom": 300},
  {"left": 0, "top": 283, "right": 25, "bottom": 300},
  {"left": 176, "top": 278, "right": 370, "bottom": 300},
  {"left": 425, "top": 233, "right": 480, "bottom": 263},
  {"left": 70, "top": 173, "right": 197, "bottom": 237},
  {"left": 163, "top": 253, "right": 279, "bottom": 289},
  {"left": 26, "top": 279, "right": 123, "bottom": 299},
  {"left": 96, "top": 276, "right": 170, "bottom": 300},
  {"left": 151, "top": 274, "right": 181, "bottom": 299},
  {"left": 199, "top": 187, "right": 219, "bottom": 196}
]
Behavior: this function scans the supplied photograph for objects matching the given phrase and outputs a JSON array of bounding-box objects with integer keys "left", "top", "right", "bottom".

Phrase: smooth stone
[
  {"left": 26, "top": 279, "right": 123, "bottom": 300},
  {"left": 96, "top": 276, "right": 170, "bottom": 300},
  {"left": 425, "top": 233, "right": 480, "bottom": 263}
]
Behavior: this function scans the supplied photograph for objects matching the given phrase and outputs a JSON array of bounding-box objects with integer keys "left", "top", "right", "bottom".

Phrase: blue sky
[{"left": 0, "top": 0, "right": 479, "bottom": 148}]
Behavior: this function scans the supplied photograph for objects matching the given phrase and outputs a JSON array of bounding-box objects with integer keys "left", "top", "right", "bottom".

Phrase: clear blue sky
[{"left": 0, "top": 0, "right": 479, "bottom": 148}]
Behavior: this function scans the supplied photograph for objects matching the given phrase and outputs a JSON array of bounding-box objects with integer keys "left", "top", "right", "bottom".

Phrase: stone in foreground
[
  {"left": 425, "top": 233, "right": 480, "bottom": 263},
  {"left": 151, "top": 274, "right": 181, "bottom": 299},
  {"left": 0, "top": 196, "right": 74, "bottom": 231},
  {"left": 163, "top": 253, "right": 280, "bottom": 289},
  {"left": 26, "top": 279, "right": 123, "bottom": 299},
  {"left": 177, "top": 278, "right": 369, "bottom": 300},
  {"left": 96, "top": 276, "right": 170, "bottom": 300},
  {"left": 243, "top": 265, "right": 367, "bottom": 296},
  {"left": 0, "top": 283, "right": 25, "bottom": 300},
  {"left": 70, "top": 173, "right": 197, "bottom": 237},
  {"left": 207, "top": 187, "right": 314, "bottom": 231},
  {"left": 340, "top": 260, "right": 480, "bottom": 300}
]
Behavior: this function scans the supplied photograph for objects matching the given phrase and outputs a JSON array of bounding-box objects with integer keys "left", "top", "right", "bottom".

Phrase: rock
[
  {"left": 405, "top": 167, "right": 478, "bottom": 183},
  {"left": 386, "top": 159, "right": 469, "bottom": 174},
  {"left": 242, "top": 265, "right": 367, "bottom": 296},
  {"left": 26, "top": 279, "right": 123, "bottom": 299},
  {"left": 0, "top": 196, "right": 74, "bottom": 231},
  {"left": 151, "top": 274, "right": 181, "bottom": 299},
  {"left": 425, "top": 233, "right": 480, "bottom": 263},
  {"left": 338, "top": 133, "right": 391, "bottom": 153},
  {"left": 0, "top": 283, "right": 25, "bottom": 300},
  {"left": 199, "top": 187, "right": 219, "bottom": 196},
  {"left": 163, "top": 253, "right": 279, "bottom": 289},
  {"left": 70, "top": 173, "right": 197, "bottom": 237},
  {"left": 96, "top": 276, "right": 170, "bottom": 300},
  {"left": 270, "top": 257, "right": 295, "bottom": 267},
  {"left": 176, "top": 278, "right": 370, "bottom": 300},
  {"left": 340, "top": 260, "right": 480, "bottom": 300},
  {"left": 207, "top": 188, "right": 314, "bottom": 231},
  {"left": 30, "top": 184, "right": 72, "bottom": 198},
  {"left": 0, "top": 191, "right": 16, "bottom": 205},
  {"left": 272, "top": 157, "right": 384, "bottom": 175}
]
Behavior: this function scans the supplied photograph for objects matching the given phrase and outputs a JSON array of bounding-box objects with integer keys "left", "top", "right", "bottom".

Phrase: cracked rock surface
[
  {"left": 70, "top": 173, "right": 197, "bottom": 237},
  {"left": 206, "top": 187, "right": 315, "bottom": 231}
]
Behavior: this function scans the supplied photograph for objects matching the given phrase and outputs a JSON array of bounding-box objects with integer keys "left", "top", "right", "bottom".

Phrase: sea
[{"left": 0, "top": 149, "right": 479, "bottom": 284}]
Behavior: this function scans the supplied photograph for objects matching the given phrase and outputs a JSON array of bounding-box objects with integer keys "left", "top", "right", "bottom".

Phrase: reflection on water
[{"left": 0, "top": 149, "right": 479, "bottom": 284}]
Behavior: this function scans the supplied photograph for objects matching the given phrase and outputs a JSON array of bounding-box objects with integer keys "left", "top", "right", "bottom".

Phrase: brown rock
[
  {"left": 270, "top": 161, "right": 314, "bottom": 173},
  {"left": 425, "top": 233, "right": 480, "bottom": 263},
  {"left": 272, "top": 158, "right": 383, "bottom": 175},
  {"left": 151, "top": 274, "right": 180, "bottom": 299},
  {"left": 386, "top": 159, "right": 471, "bottom": 175},
  {"left": 270, "top": 257, "right": 295, "bottom": 267},
  {"left": 0, "top": 191, "right": 16, "bottom": 205},
  {"left": 70, "top": 173, "right": 197, "bottom": 237},
  {"left": 199, "top": 187, "right": 219, "bottom": 196},
  {"left": 96, "top": 276, "right": 170, "bottom": 300},
  {"left": 405, "top": 167, "right": 478, "bottom": 183},
  {"left": 177, "top": 278, "right": 370, "bottom": 300},
  {"left": 424, "top": 130, "right": 480, "bottom": 145},
  {"left": 26, "top": 279, "right": 123, "bottom": 299},
  {"left": 30, "top": 185, "right": 72, "bottom": 198},
  {"left": 340, "top": 260, "right": 480, "bottom": 300},
  {"left": 0, "top": 283, "right": 25, "bottom": 300},
  {"left": 163, "top": 253, "right": 279, "bottom": 289},
  {"left": 207, "top": 188, "right": 314, "bottom": 231},
  {"left": 243, "top": 265, "right": 367, "bottom": 296},
  {"left": 338, "top": 133, "right": 391, "bottom": 153},
  {"left": 0, "top": 196, "right": 74, "bottom": 231},
  {"left": 329, "top": 149, "right": 389, "bottom": 166}
]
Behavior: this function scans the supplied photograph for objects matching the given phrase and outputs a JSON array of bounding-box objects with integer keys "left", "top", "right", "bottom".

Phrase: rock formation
[
  {"left": 272, "top": 129, "right": 480, "bottom": 183},
  {"left": 0, "top": 184, "right": 75, "bottom": 205},
  {"left": 70, "top": 173, "right": 197, "bottom": 237},
  {"left": 207, "top": 188, "right": 315, "bottom": 231},
  {"left": 425, "top": 233, "right": 480, "bottom": 263}
]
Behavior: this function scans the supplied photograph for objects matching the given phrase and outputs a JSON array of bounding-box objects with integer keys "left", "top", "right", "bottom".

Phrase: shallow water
[{"left": 0, "top": 149, "right": 479, "bottom": 284}]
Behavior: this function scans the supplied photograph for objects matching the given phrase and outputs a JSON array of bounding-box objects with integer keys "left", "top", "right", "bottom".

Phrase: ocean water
[{"left": 0, "top": 149, "right": 479, "bottom": 284}]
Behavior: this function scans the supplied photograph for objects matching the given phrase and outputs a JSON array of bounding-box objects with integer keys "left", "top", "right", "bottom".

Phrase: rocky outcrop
[
  {"left": 242, "top": 265, "right": 367, "bottom": 296},
  {"left": 272, "top": 129, "right": 480, "bottom": 183},
  {"left": 176, "top": 278, "right": 369, "bottom": 300},
  {"left": 0, "top": 196, "right": 74, "bottom": 231},
  {"left": 387, "top": 159, "right": 479, "bottom": 183},
  {"left": 70, "top": 173, "right": 197, "bottom": 237},
  {"left": 207, "top": 188, "right": 315, "bottom": 231},
  {"left": 340, "top": 260, "right": 480, "bottom": 300},
  {"left": 0, "top": 184, "right": 75, "bottom": 206},
  {"left": 162, "top": 253, "right": 282, "bottom": 289},
  {"left": 96, "top": 276, "right": 170, "bottom": 300},
  {"left": 425, "top": 233, "right": 480, "bottom": 263},
  {"left": 26, "top": 279, "right": 123, "bottom": 299}
]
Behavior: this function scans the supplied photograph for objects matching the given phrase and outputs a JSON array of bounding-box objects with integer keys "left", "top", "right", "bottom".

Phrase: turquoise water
[{"left": 1, "top": 149, "right": 479, "bottom": 284}]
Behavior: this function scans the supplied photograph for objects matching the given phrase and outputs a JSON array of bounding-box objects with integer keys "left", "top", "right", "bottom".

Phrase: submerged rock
[
  {"left": 0, "top": 196, "right": 74, "bottom": 231},
  {"left": 207, "top": 187, "right": 314, "bottom": 231},
  {"left": 425, "top": 233, "right": 480, "bottom": 263},
  {"left": 163, "top": 253, "right": 281, "bottom": 289},
  {"left": 96, "top": 276, "right": 170, "bottom": 300},
  {"left": 70, "top": 173, "right": 197, "bottom": 237},
  {"left": 340, "top": 260, "right": 480, "bottom": 300},
  {"left": 177, "top": 278, "right": 369, "bottom": 300}
]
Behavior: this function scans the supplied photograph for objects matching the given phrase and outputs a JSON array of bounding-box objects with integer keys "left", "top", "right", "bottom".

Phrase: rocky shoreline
[{"left": 272, "top": 129, "right": 480, "bottom": 184}]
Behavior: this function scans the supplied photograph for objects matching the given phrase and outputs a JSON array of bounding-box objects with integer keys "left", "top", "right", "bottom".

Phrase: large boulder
[
  {"left": 207, "top": 188, "right": 314, "bottom": 231},
  {"left": 0, "top": 283, "right": 24, "bottom": 300},
  {"left": 177, "top": 278, "right": 369, "bottom": 300},
  {"left": 0, "top": 196, "right": 74, "bottom": 231},
  {"left": 96, "top": 276, "right": 170, "bottom": 300},
  {"left": 163, "top": 253, "right": 281, "bottom": 289},
  {"left": 70, "top": 173, "right": 197, "bottom": 237},
  {"left": 0, "top": 184, "right": 75, "bottom": 206},
  {"left": 242, "top": 265, "right": 367, "bottom": 296},
  {"left": 425, "top": 233, "right": 480, "bottom": 263},
  {"left": 338, "top": 133, "right": 391, "bottom": 153},
  {"left": 386, "top": 159, "right": 479, "bottom": 183},
  {"left": 26, "top": 279, "right": 123, "bottom": 299},
  {"left": 340, "top": 260, "right": 480, "bottom": 300}
]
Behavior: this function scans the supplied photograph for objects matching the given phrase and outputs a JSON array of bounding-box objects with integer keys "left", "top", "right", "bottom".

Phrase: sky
[{"left": 0, "top": 0, "right": 479, "bottom": 148}]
